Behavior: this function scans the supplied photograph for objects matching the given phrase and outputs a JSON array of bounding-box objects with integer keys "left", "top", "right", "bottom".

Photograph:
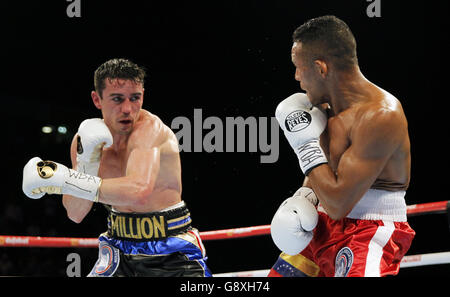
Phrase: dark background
[{"left": 1, "top": 0, "right": 449, "bottom": 276}]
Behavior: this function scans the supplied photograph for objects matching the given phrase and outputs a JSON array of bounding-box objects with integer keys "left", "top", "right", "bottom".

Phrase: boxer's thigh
[{"left": 336, "top": 220, "right": 404, "bottom": 277}]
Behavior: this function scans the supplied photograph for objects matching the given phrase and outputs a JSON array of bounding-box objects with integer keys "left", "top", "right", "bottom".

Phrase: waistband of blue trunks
[{"left": 105, "top": 203, "right": 192, "bottom": 242}]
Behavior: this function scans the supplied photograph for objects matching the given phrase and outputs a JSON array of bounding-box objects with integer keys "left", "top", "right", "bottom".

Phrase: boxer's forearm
[
  {"left": 307, "top": 163, "right": 374, "bottom": 220},
  {"left": 307, "top": 165, "right": 347, "bottom": 219},
  {"left": 97, "top": 176, "right": 155, "bottom": 207},
  {"left": 60, "top": 173, "right": 155, "bottom": 213},
  {"left": 62, "top": 194, "right": 93, "bottom": 223},
  {"left": 302, "top": 176, "right": 312, "bottom": 188}
]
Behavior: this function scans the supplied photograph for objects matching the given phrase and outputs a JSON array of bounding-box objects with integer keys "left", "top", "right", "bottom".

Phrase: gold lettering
[
  {"left": 118, "top": 216, "right": 123, "bottom": 237},
  {"left": 122, "top": 216, "right": 130, "bottom": 238},
  {"left": 109, "top": 214, "right": 171, "bottom": 240},
  {"left": 153, "top": 216, "right": 166, "bottom": 238},
  {"left": 135, "top": 218, "right": 142, "bottom": 239},
  {"left": 111, "top": 215, "right": 120, "bottom": 237},
  {"left": 140, "top": 217, "right": 153, "bottom": 239},
  {"left": 128, "top": 217, "right": 138, "bottom": 239}
]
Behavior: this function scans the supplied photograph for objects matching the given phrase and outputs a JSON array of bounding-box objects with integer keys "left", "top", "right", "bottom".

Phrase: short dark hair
[
  {"left": 94, "top": 58, "right": 146, "bottom": 98},
  {"left": 292, "top": 15, "right": 358, "bottom": 70}
]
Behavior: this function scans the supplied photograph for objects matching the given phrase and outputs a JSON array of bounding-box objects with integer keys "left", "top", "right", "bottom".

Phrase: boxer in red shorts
[{"left": 269, "top": 16, "right": 415, "bottom": 277}]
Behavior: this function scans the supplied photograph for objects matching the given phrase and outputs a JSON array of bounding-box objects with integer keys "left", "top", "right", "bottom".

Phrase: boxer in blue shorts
[{"left": 22, "top": 58, "right": 211, "bottom": 277}]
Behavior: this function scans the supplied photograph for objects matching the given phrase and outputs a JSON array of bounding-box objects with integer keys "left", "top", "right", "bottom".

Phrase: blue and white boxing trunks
[{"left": 88, "top": 201, "right": 211, "bottom": 277}]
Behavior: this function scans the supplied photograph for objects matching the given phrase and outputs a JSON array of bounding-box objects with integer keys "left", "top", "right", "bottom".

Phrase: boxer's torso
[
  {"left": 99, "top": 110, "right": 182, "bottom": 213},
  {"left": 320, "top": 87, "right": 411, "bottom": 192}
]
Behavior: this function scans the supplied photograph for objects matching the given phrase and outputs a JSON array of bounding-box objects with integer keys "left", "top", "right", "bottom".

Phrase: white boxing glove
[
  {"left": 270, "top": 187, "right": 319, "bottom": 255},
  {"left": 76, "top": 118, "right": 113, "bottom": 175},
  {"left": 22, "top": 157, "right": 102, "bottom": 202},
  {"left": 275, "top": 93, "right": 328, "bottom": 175}
]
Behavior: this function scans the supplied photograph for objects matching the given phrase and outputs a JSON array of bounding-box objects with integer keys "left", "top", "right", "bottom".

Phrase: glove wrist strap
[
  {"left": 295, "top": 139, "right": 328, "bottom": 176},
  {"left": 62, "top": 168, "right": 102, "bottom": 202}
]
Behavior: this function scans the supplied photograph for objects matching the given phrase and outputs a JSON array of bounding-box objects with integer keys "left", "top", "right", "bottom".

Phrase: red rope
[
  {"left": 200, "top": 225, "right": 270, "bottom": 241},
  {"left": 1, "top": 200, "right": 447, "bottom": 248},
  {"left": 406, "top": 200, "right": 448, "bottom": 216}
]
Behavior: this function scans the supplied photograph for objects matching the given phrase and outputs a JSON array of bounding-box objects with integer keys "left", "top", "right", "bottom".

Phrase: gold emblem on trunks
[{"left": 36, "top": 160, "right": 57, "bottom": 179}]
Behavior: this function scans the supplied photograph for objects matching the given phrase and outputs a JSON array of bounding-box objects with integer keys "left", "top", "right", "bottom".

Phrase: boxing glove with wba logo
[
  {"left": 22, "top": 157, "right": 101, "bottom": 202},
  {"left": 275, "top": 93, "right": 328, "bottom": 175}
]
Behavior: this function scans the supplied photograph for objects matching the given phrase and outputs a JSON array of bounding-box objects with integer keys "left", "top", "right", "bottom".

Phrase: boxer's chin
[
  {"left": 115, "top": 121, "right": 133, "bottom": 135},
  {"left": 305, "top": 92, "right": 317, "bottom": 105},
  {"left": 307, "top": 93, "right": 325, "bottom": 107}
]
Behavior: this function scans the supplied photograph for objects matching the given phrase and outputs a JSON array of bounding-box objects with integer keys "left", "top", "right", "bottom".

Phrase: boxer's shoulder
[
  {"left": 129, "top": 110, "right": 177, "bottom": 152},
  {"left": 341, "top": 90, "right": 403, "bottom": 133},
  {"left": 357, "top": 101, "right": 405, "bottom": 134},
  {"left": 345, "top": 100, "right": 407, "bottom": 163},
  {"left": 325, "top": 90, "right": 406, "bottom": 158}
]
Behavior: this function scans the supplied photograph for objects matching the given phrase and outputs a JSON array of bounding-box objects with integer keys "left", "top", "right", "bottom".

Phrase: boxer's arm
[
  {"left": 308, "top": 109, "right": 405, "bottom": 220},
  {"left": 96, "top": 120, "right": 163, "bottom": 206},
  {"left": 62, "top": 135, "right": 94, "bottom": 223},
  {"left": 302, "top": 176, "right": 312, "bottom": 188},
  {"left": 97, "top": 146, "right": 160, "bottom": 206}
]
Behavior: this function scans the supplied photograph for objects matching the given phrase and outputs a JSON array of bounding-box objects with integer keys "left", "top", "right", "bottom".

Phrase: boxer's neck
[
  {"left": 327, "top": 67, "right": 373, "bottom": 114},
  {"left": 111, "top": 133, "right": 130, "bottom": 152}
]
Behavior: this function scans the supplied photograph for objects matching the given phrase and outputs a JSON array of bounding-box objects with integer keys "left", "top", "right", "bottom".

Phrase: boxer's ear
[
  {"left": 91, "top": 91, "right": 102, "bottom": 110},
  {"left": 314, "top": 60, "right": 328, "bottom": 79}
]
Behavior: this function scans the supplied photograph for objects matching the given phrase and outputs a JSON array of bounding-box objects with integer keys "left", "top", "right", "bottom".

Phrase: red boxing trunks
[{"left": 269, "top": 189, "right": 415, "bottom": 277}]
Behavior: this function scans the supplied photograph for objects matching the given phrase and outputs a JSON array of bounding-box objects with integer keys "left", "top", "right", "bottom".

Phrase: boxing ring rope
[{"left": 1, "top": 200, "right": 450, "bottom": 275}]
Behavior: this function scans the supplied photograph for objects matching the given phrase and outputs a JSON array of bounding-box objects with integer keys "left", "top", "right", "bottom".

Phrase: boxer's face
[
  {"left": 291, "top": 42, "right": 327, "bottom": 106},
  {"left": 92, "top": 78, "right": 144, "bottom": 135}
]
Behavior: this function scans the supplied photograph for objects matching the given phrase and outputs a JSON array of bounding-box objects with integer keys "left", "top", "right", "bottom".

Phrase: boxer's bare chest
[
  {"left": 98, "top": 148, "right": 129, "bottom": 179},
  {"left": 321, "top": 108, "right": 355, "bottom": 172}
]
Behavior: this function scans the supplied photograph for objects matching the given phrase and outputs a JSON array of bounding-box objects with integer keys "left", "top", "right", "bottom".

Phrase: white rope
[
  {"left": 214, "top": 269, "right": 270, "bottom": 277},
  {"left": 399, "top": 251, "right": 450, "bottom": 268},
  {"left": 213, "top": 251, "right": 450, "bottom": 277}
]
